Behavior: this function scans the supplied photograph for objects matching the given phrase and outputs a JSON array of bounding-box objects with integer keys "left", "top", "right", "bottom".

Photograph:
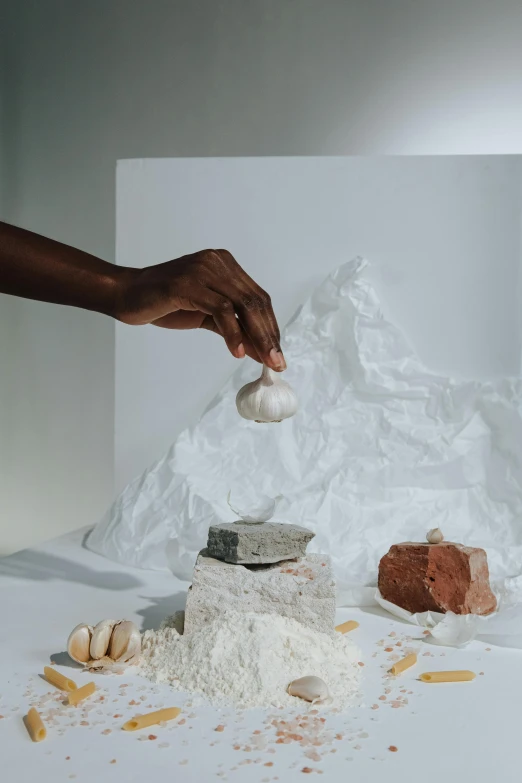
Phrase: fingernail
[
  {"left": 269, "top": 347, "right": 286, "bottom": 370},
  {"left": 236, "top": 342, "right": 246, "bottom": 359}
]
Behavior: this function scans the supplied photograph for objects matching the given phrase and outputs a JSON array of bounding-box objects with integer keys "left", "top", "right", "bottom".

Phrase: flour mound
[{"left": 140, "top": 610, "right": 361, "bottom": 709}]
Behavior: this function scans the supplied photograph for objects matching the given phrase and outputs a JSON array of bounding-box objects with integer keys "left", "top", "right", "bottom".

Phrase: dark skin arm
[{"left": 0, "top": 221, "right": 286, "bottom": 371}]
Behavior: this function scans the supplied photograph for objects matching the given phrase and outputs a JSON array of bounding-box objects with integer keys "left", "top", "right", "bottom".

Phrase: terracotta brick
[{"left": 378, "top": 542, "right": 497, "bottom": 615}]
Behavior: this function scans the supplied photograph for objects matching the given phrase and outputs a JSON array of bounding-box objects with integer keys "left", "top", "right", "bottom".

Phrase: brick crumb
[
  {"left": 148, "top": 734, "right": 157, "bottom": 740},
  {"left": 110, "top": 759, "right": 117, "bottom": 764},
  {"left": 302, "top": 768, "right": 313, "bottom": 774},
  {"left": 389, "top": 746, "right": 398, "bottom": 752},
  {"left": 215, "top": 725, "right": 225, "bottom": 732}
]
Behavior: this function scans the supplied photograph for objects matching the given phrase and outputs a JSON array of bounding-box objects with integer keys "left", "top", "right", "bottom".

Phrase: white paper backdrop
[
  {"left": 89, "top": 258, "right": 522, "bottom": 606},
  {"left": 114, "top": 156, "right": 522, "bottom": 493}
]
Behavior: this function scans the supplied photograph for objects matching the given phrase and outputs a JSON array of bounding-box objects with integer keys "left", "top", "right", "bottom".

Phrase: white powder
[{"left": 139, "top": 610, "right": 361, "bottom": 710}]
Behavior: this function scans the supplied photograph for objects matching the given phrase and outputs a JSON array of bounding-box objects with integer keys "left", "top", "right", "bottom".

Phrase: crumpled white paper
[
  {"left": 375, "top": 589, "right": 522, "bottom": 649},
  {"left": 88, "top": 258, "right": 522, "bottom": 611}
]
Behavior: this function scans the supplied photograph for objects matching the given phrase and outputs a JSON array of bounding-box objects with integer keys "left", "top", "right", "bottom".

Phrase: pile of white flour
[{"left": 139, "top": 610, "right": 361, "bottom": 709}]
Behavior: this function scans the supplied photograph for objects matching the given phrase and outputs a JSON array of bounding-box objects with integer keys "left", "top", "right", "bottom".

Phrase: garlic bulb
[
  {"left": 109, "top": 620, "right": 142, "bottom": 663},
  {"left": 427, "top": 528, "right": 444, "bottom": 544},
  {"left": 67, "top": 623, "right": 93, "bottom": 664},
  {"left": 287, "top": 676, "right": 330, "bottom": 704},
  {"left": 67, "top": 618, "right": 142, "bottom": 672},
  {"left": 236, "top": 365, "right": 298, "bottom": 423},
  {"left": 90, "top": 619, "right": 117, "bottom": 660}
]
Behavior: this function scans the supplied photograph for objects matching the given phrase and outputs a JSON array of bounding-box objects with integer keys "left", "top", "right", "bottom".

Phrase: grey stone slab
[
  {"left": 184, "top": 551, "right": 336, "bottom": 635},
  {"left": 206, "top": 521, "right": 315, "bottom": 565}
]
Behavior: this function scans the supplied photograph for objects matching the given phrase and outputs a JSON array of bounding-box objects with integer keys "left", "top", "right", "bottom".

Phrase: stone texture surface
[
  {"left": 184, "top": 551, "right": 336, "bottom": 634},
  {"left": 378, "top": 541, "right": 497, "bottom": 616},
  {"left": 206, "top": 521, "right": 315, "bottom": 565}
]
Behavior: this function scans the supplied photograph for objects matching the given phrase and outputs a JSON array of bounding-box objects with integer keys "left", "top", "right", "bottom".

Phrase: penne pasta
[
  {"left": 420, "top": 670, "right": 476, "bottom": 683},
  {"left": 390, "top": 653, "right": 417, "bottom": 675},
  {"left": 67, "top": 682, "right": 96, "bottom": 705},
  {"left": 43, "top": 666, "right": 77, "bottom": 692},
  {"left": 122, "top": 707, "right": 181, "bottom": 731},
  {"left": 25, "top": 708, "right": 46, "bottom": 742},
  {"left": 335, "top": 620, "right": 359, "bottom": 634}
]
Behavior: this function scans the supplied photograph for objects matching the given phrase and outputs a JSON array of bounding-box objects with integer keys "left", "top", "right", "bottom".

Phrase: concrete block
[
  {"left": 206, "top": 521, "right": 315, "bottom": 564},
  {"left": 184, "top": 551, "right": 336, "bottom": 635}
]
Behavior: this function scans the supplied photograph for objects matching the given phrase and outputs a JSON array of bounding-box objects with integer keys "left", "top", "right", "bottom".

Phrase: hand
[{"left": 116, "top": 249, "right": 286, "bottom": 371}]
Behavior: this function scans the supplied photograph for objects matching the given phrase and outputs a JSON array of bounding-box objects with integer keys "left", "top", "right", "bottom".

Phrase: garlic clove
[
  {"left": 427, "top": 528, "right": 444, "bottom": 544},
  {"left": 287, "top": 676, "right": 330, "bottom": 704},
  {"left": 90, "top": 619, "right": 117, "bottom": 660},
  {"left": 108, "top": 620, "right": 142, "bottom": 663},
  {"left": 67, "top": 623, "right": 93, "bottom": 664},
  {"left": 227, "top": 490, "right": 277, "bottom": 523},
  {"left": 236, "top": 365, "right": 298, "bottom": 423}
]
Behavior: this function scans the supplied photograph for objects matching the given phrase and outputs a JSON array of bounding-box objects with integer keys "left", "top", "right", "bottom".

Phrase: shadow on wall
[{"left": 0, "top": 550, "right": 143, "bottom": 590}]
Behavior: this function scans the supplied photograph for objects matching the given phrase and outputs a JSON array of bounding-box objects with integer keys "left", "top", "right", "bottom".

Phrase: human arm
[{"left": 0, "top": 221, "right": 286, "bottom": 370}]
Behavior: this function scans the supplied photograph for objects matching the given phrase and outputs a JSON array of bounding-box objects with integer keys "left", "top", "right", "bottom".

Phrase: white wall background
[
  {"left": 3, "top": 0, "right": 522, "bottom": 554},
  {"left": 115, "top": 156, "right": 522, "bottom": 490}
]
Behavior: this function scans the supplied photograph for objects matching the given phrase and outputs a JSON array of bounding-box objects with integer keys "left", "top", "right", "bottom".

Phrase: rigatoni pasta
[
  {"left": 25, "top": 708, "right": 46, "bottom": 742},
  {"left": 68, "top": 682, "right": 96, "bottom": 705},
  {"left": 390, "top": 653, "right": 417, "bottom": 675},
  {"left": 43, "top": 666, "right": 77, "bottom": 692},
  {"left": 122, "top": 707, "right": 181, "bottom": 731},
  {"left": 335, "top": 620, "right": 359, "bottom": 634},
  {"left": 420, "top": 671, "right": 476, "bottom": 683}
]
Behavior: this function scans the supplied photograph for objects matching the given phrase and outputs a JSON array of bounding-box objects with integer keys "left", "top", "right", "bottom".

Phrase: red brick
[{"left": 378, "top": 542, "right": 497, "bottom": 615}]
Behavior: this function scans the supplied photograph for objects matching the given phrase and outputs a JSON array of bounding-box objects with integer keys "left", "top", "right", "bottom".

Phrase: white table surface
[{"left": 0, "top": 527, "right": 520, "bottom": 783}]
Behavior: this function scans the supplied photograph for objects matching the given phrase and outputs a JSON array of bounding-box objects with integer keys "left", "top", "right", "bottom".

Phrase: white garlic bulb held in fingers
[
  {"left": 109, "top": 620, "right": 142, "bottom": 663},
  {"left": 236, "top": 365, "right": 298, "bottom": 423},
  {"left": 287, "top": 676, "right": 330, "bottom": 704},
  {"left": 67, "top": 623, "right": 93, "bottom": 664}
]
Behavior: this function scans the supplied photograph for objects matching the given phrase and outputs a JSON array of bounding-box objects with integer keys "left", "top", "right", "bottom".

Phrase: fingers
[
  {"left": 187, "top": 288, "right": 247, "bottom": 359},
  {"left": 200, "top": 316, "right": 262, "bottom": 363},
  {"left": 206, "top": 250, "right": 286, "bottom": 371}
]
